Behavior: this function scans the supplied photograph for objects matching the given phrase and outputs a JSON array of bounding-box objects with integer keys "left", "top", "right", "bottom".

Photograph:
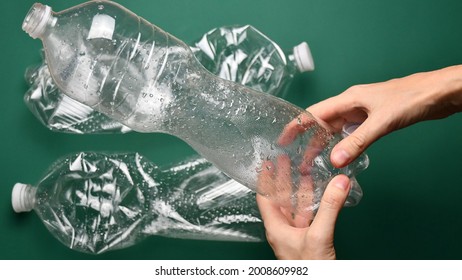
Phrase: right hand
[{"left": 307, "top": 65, "right": 462, "bottom": 167}]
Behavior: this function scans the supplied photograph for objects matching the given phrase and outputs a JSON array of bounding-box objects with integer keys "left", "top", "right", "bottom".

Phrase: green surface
[{"left": 2, "top": 0, "right": 462, "bottom": 260}]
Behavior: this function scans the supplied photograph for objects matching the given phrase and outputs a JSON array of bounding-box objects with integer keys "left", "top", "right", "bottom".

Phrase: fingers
[
  {"left": 275, "top": 155, "right": 293, "bottom": 208},
  {"left": 291, "top": 175, "right": 314, "bottom": 227},
  {"left": 307, "top": 94, "right": 358, "bottom": 125},
  {"left": 256, "top": 194, "right": 291, "bottom": 228},
  {"left": 278, "top": 113, "right": 316, "bottom": 146},
  {"left": 298, "top": 126, "right": 327, "bottom": 175},
  {"left": 309, "top": 175, "right": 351, "bottom": 239},
  {"left": 330, "top": 117, "right": 383, "bottom": 167}
]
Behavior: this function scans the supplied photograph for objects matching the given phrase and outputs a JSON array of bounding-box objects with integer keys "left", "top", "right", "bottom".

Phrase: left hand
[{"left": 256, "top": 174, "right": 351, "bottom": 260}]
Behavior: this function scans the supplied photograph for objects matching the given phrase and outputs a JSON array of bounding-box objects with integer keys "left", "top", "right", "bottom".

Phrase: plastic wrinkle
[{"left": 23, "top": 152, "right": 264, "bottom": 254}]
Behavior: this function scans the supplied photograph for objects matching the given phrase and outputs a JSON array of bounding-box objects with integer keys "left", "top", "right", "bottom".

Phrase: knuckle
[
  {"left": 347, "top": 132, "right": 367, "bottom": 151},
  {"left": 345, "top": 84, "right": 367, "bottom": 95}
]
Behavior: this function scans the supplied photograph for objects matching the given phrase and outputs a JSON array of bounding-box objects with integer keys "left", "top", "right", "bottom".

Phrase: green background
[{"left": 2, "top": 0, "right": 462, "bottom": 260}]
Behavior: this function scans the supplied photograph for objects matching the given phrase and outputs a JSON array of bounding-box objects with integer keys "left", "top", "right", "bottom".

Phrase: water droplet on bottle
[
  {"left": 272, "top": 117, "right": 277, "bottom": 124},
  {"left": 79, "top": 51, "right": 86, "bottom": 56},
  {"left": 98, "top": 4, "right": 104, "bottom": 10}
]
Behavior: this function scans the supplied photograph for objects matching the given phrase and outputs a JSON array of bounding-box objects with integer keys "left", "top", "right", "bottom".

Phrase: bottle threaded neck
[
  {"left": 12, "top": 183, "right": 36, "bottom": 213},
  {"left": 22, "top": 3, "right": 53, "bottom": 39}
]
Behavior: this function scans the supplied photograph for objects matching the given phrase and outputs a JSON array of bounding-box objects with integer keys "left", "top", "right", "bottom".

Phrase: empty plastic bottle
[
  {"left": 22, "top": 1, "right": 368, "bottom": 216},
  {"left": 24, "top": 25, "right": 313, "bottom": 134},
  {"left": 24, "top": 61, "right": 131, "bottom": 134},
  {"left": 12, "top": 152, "right": 264, "bottom": 254},
  {"left": 191, "top": 24, "right": 314, "bottom": 97}
]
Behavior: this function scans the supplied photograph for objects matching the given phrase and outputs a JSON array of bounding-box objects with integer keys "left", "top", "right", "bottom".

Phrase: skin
[
  {"left": 256, "top": 174, "right": 350, "bottom": 260},
  {"left": 257, "top": 65, "right": 462, "bottom": 259},
  {"left": 308, "top": 65, "right": 462, "bottom": 168}
]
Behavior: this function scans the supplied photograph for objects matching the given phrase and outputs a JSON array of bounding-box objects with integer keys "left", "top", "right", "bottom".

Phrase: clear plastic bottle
[
  {"left": 12, "top": 152, "right": 264, "bottom": 254},
  {"left": 24, "top": 25, "right": 313, "bottom": 134},
  {"left": 190, "top": 24, "right": 314, "bottom": 97},
  {"left": 22, "top": 1, "right": 368, "bottom": 216},
  {"left": 24, "top": 61, "right": 131, "bottom": 134}
]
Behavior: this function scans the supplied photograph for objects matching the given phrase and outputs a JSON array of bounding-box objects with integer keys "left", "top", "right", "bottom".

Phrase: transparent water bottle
[
  {"left": 12, "top": 152, "right": 263, "bottom": 254},
  {"left": 22, "top": 1, "right": 368, "bottom": 216},
  {"left": 24, "top": 25, "right": 313, "bottom": 134},
  {"left": 191, "top": 24, "right": 314, "bottom": 97},
  {"left": 24, "top": 61, "right": 131, "bottom": 134}
]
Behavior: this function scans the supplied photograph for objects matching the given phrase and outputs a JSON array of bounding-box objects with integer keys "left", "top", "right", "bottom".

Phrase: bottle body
[
  {"left": 24, "top": 62, "right": 131, "bottom": 134},
  {"left": 24, "top": 1, "right": 368, "bottom": 216},
  {"left": 13, "top": 152, "right": 264, "bottom": 254},
  {"left": 191, "top": 24, "right": 313, "bottom": 97},
  {"left": 24, "top": 24, "right": 311, "bottom": 134}
]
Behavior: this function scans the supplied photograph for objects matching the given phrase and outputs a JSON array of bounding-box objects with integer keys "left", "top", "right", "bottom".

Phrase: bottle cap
[
  {"left": 11, "top": 183, "right": 34, "bottom": 213},
  {"left": 293, "top": 42, "right": 315, "bottom": 72}
]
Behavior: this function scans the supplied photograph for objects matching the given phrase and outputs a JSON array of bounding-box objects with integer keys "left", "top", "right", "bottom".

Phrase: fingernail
[{"left": 332, "top": 149, "right": 350, "bottom": 166}]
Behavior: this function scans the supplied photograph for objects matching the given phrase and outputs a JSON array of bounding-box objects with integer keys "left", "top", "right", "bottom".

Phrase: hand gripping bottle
[
  {"left": 24, "top": 25, "right": 313, "bottom": 134},
  {"left": 22, "top": 1, "right": 368, "bottom": 217},
  {"left": 12, "top": 152, "right": 264, "bottom": 254}
]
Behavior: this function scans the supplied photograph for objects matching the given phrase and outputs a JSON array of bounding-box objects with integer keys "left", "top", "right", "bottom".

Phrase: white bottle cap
[
  {"left": 11, "top": 183, "right": 34, "bottom": 213},
  {"left": 87, "top": 14, "right": 116, "bottom": 40},
  {"left": 293, "top": 42, "right": 315, "bottom": 72}
]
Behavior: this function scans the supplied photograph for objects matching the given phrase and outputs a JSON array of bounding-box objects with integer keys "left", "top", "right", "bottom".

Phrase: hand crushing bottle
[{"left": 22, "top": 1, "right": 368, "bottom": 217}]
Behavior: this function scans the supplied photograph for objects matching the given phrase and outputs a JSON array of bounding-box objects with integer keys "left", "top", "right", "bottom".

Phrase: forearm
[{"left": 423, "top": 65, "right": 462, "bottom": 120}]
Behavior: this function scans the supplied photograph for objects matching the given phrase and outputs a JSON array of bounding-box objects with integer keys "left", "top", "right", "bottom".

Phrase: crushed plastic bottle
[
  {"left": 12, "top": 152, "right": 264, "bottom": 254},
  {"left": 22, "top": 1, "right": 368, "bottom": 217},
  {"left": 24, "top": 61, "right": 131, "bottom": 134},
  {"left": 24, "top": 25, "right": 313, "bottom": 134},
  {"left": 191, "top": 24, "right": 314, "bottom": 97}
]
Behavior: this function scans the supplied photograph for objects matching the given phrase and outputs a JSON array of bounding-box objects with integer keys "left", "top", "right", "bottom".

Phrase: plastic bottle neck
[
  {"left": 12, "top": 183, "right": 36, "bottom": 213},
  {"left": 22, "top": 3, "right": 56, "bottom": 39}
]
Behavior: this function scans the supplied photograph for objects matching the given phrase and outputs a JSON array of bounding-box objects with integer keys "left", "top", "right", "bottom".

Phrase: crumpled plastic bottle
[
  {"left": 191, "top": 24, "right": 313, "bottom": 97},
  {"left": 12, "top": 152, "right": 264, "bottom": 254},
  {"left": 22, "top": 1, "right": 368, "bottom": 217},
  {"left": 24, "top": 25, "right": 313, "bottom": 134}
]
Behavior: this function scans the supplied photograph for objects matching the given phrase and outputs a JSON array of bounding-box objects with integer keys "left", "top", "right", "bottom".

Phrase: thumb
[
  {"left": 330, "top": 118, "right": 381, "bottom": 167},
  {"left": 308, "top": 175, "right": 350, "bottom": 239}
]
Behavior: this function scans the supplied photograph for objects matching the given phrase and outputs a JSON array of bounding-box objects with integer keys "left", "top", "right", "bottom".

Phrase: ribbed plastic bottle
[
  {"left": 12, "top": 152, "right": 264, "bottom": 254},
  {"left": 24, "top": 25, "right": 313, "bottom": 134},
  {"left": 22, "top": 1, "right": 368, "bottom": 216}
]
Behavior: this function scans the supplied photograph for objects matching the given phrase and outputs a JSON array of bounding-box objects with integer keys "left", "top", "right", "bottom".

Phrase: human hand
[
  {"left": 256, "top": 174, "right": 351, "bottom": 260},
  {"left": 308, "top": 65, "right": 462, "bottom": 168}
]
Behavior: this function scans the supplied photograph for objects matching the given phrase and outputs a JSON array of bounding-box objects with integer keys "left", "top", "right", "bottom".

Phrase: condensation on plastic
[
  {"left": 24, "top": 25, "right": 306, "bottom": 134},
  {"left": 23, "top": 1, "right": 368, "bottom": 219},
  {"left": 14, "top": 152, "right": 263, "bottom": 254}
]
